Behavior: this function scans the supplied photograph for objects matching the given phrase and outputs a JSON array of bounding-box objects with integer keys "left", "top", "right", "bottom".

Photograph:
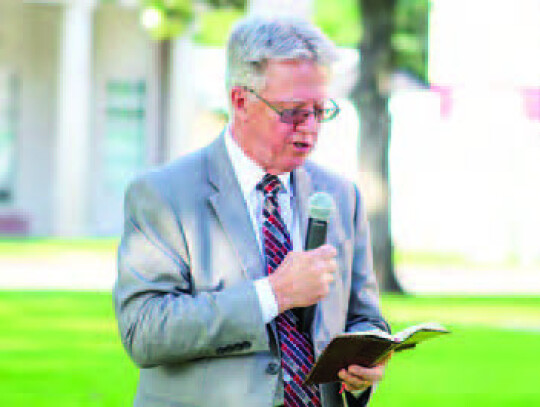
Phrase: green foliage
[
  {"left": 1, "top": 292, "right": 539, "bottom": 406},
  {"left": 140, "top": 0, "right": 194, "bottom": 40},
  {"left": 314, "top": 0, "right": 362, "bottom": 46},
  {"left": 136, "top": 0, "right": 428, "bottom": 82},
  {"left": 191, "top": 0, "right": 363, "bottom": 47},
  {"left": 205, "top": 0, "right": 246, "bottom": 9},
  {"left": 393, "top": 0, "right": 430, "bottom": 81},
  {"left": 139, "top": 0, "right": 245, "bottom": 42},
  {"left": 192, "top": 0, "right": 363, "bottom": 47},
  {"left": 192, "top": 8, "right": 244, "bottom": 45},
  {"left": 314, "top": 0, "right": 429, "bottom": 81}
]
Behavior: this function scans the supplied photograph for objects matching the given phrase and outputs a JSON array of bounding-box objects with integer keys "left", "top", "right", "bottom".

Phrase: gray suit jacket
[{"left": 114, "top": 135, "right": 389, "bottom": 407}]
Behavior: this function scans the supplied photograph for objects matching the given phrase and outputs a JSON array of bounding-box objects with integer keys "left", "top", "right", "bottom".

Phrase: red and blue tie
[{"left": 257, "top": 173, "right": 321, "bottom": 407}]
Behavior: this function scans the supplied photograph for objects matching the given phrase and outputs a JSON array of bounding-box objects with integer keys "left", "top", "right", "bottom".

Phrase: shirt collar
[{"left": 224, "top": 125, "right": 292, "bottom": 196}]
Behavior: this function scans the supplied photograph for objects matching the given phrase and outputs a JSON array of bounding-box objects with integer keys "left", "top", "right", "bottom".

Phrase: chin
[{"left": 285, "top": 157, "right": 308, "bottom": 172}]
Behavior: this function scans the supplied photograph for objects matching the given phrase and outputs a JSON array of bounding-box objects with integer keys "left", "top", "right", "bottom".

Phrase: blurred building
[
  {"left": 0, "top": 0, "right": 339, "bottom": 238},
  {"left": 3, "top": 0, "right": 539, "bottom": 273},
  {"left": 0, "top": 0, "right": 164, "bottom": 236}
]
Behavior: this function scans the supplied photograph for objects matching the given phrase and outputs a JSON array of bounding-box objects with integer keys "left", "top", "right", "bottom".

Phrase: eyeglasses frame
[{"left": 242, "top": 87, "right": 340, "bottom": 125}]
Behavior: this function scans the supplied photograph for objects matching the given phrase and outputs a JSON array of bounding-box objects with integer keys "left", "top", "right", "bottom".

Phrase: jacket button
[
  {"left": 265, "top": 362, "right": 280, "bottom": 375},
  {"left": 232, "top": 343, "right": 243, "bottom": 351}
]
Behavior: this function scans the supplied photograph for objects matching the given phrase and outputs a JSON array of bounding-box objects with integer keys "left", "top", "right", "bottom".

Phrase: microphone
[
  {"left": 297, "top": 192, "right": 335, "bottom": 333},
  {"left": 305, "top": 192, "right": 335, "bottom": 251}
]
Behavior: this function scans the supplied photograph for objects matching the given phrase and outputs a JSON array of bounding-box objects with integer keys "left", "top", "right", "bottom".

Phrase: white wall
[
  {"left": 91, "top": 5, "right": 158, "bottom": 235},
  {"left": 0, "top": 4, "right": 61, "bottom": 235}
]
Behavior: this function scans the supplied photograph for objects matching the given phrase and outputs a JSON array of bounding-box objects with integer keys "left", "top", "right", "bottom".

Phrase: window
[{"left": 103, "top": 79, "right": 146, "bottom": 196}]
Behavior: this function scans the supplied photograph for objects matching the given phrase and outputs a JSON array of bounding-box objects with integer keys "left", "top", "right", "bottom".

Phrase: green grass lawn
[
  {"left": 374, "top": 296, "right": 540, "bottom": 406},
  {"left": 1, "top": 292, "right": 539, "bottom": 407}
]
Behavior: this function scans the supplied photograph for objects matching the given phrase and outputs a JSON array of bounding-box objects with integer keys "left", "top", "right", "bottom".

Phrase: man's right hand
[{"left": 268, "top": 244, "right": 338, "bottom": 313}]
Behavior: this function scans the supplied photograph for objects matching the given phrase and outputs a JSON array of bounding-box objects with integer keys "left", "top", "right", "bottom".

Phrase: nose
[{"left": 295, "top": 110, "right": 320, "bottom": 133}]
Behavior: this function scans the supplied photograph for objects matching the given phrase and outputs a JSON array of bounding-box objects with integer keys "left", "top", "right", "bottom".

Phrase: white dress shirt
[{"left": 224, "top": 127, "right": 302, "bottom": 323}]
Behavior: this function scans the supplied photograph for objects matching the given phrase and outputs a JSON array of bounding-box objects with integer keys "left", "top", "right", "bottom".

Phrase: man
[{"left": 114, "top": 16, "right": 390, "bottom": 407}]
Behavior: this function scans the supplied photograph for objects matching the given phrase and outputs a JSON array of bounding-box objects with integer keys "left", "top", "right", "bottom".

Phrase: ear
[{"left": 230, "top": 87, "right": 249, "bottom": 121}]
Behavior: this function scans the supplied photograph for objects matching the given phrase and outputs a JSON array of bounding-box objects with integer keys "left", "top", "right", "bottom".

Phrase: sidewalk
[
  {"left": 0, "top": 252, "right": 116, "bottom": 290},
  {"left": 1, "top": 252, "right": 539, "bottom": 294},
  {"left": 397, "top": 264, "right": 540, "bottom": 295}
]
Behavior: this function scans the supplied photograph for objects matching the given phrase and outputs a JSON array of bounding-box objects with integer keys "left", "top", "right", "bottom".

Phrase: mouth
[{"left": 293, "top": 141, "right": 312, "bottom": 151}]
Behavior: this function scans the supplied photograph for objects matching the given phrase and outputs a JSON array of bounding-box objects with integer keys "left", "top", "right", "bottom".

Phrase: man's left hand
[{"left": 338, "top": 353, "right": 392, "bottom": 393}]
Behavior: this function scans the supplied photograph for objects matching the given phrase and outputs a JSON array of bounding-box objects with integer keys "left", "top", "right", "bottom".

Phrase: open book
[{"left": 304, "top": 322, "right": 450, "bottom": 385}]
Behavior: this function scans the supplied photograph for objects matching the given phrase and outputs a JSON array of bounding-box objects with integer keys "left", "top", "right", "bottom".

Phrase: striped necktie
[{"left": 257, "top": 173, "right": 321, "bottom": 407}]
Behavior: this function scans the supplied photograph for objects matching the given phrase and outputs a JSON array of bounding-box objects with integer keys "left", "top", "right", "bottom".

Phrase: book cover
[{"left": 304, "top": 322, "right": 450, "bottom": 385}]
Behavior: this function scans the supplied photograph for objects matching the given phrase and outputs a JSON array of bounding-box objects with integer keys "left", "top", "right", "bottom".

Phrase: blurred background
[{"left": 0, "top": 0, "right": 539, "bottom": 406}]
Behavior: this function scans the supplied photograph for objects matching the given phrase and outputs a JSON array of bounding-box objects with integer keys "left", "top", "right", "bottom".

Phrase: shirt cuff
[{"left": 254, "top": 277, "right": 279, "bottom": 324}]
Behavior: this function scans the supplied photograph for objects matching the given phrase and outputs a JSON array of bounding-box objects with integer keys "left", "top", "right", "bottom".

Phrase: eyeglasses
[{"left": 244, "top": 87, "right": 340, "bottom": 126}]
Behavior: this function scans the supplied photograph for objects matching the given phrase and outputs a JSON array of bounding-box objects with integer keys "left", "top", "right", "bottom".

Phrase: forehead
[{"left": 261, "top": 60, "right": 329, "bottom": 101}]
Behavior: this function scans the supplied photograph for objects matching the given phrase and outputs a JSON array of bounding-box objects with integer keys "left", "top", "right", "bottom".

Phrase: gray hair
[{"left": 225, "top": 16, "right": 338, "bottom": 93}]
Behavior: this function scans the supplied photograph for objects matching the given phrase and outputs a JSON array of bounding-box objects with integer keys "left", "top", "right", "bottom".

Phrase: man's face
[{"left": 233, "top": 60, "right": 328, "bottom": 175}]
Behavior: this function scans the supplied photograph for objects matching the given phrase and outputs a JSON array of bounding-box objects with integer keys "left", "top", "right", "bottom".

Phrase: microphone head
[{"left": 308, "top": 192, "right": 335, "bottom": 221}]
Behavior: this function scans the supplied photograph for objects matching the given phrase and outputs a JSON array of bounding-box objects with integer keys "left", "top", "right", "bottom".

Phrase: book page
[
  {"left": 340, "top": 329, "right": 395, "bottom": 342},
  {"left": 394, "top": 322, "right": 448, "bottom": 342},
  {"left": 393, "top": 324, "right": 450, "bottom": 352}
]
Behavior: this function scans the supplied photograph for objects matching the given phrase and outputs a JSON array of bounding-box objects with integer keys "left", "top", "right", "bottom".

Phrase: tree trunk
[{"left": 351, "top": 0, "right": 403, "bottom": 292}]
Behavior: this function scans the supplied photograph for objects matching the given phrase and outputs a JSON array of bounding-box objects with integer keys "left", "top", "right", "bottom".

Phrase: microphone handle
[
  {"left": 297, "top": 217, "right": 328, "bottom": 332},
  {"left": 305, "top": 218, "right": 328, "bottom": 250}
]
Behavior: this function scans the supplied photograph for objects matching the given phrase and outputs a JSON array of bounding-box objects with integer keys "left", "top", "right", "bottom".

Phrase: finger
[
  {"left": 338, "top": 369, "right": 371, "bottom": 389},
  {"left": 327, "top": 257, "right": 338, "bottom": 273},
  {"left": 322, "top": 271, "right": 334, "bottom": 284},
  {"left": 348, "top": 364, "right": 383, "bottom": 383},
  {"left": 315, "top": 257, "right": 337, "bottom": 275},
  {"left": 348, "top": 364, "right": 385, "bottom": 382},
  {"left": 341, "top": 380, "right": 371, "bottom": 393},
  {"left": 315, "top": 244, "right": 337, "bottom": 258}
]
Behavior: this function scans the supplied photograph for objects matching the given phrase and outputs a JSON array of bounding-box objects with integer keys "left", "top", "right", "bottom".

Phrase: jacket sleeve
[
  {"left": 113, "top": 176, "right": 270, "bottom": 368},
  {"left": 345, "top": 185, "right": 391, "bottom": 334}
]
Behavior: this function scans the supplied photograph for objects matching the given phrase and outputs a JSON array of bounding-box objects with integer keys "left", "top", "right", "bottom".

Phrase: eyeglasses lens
[{"left": 281, "top": 104, "right": 335, "bottom": 125}]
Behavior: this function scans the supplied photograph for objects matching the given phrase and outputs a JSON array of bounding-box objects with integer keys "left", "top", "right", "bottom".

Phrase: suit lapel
[
  {"left": 292, "top": 166, "right": 313, "bottom": 247},
  {"left": 206, "top": 136, "right": 265, "bottom": 280}
]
